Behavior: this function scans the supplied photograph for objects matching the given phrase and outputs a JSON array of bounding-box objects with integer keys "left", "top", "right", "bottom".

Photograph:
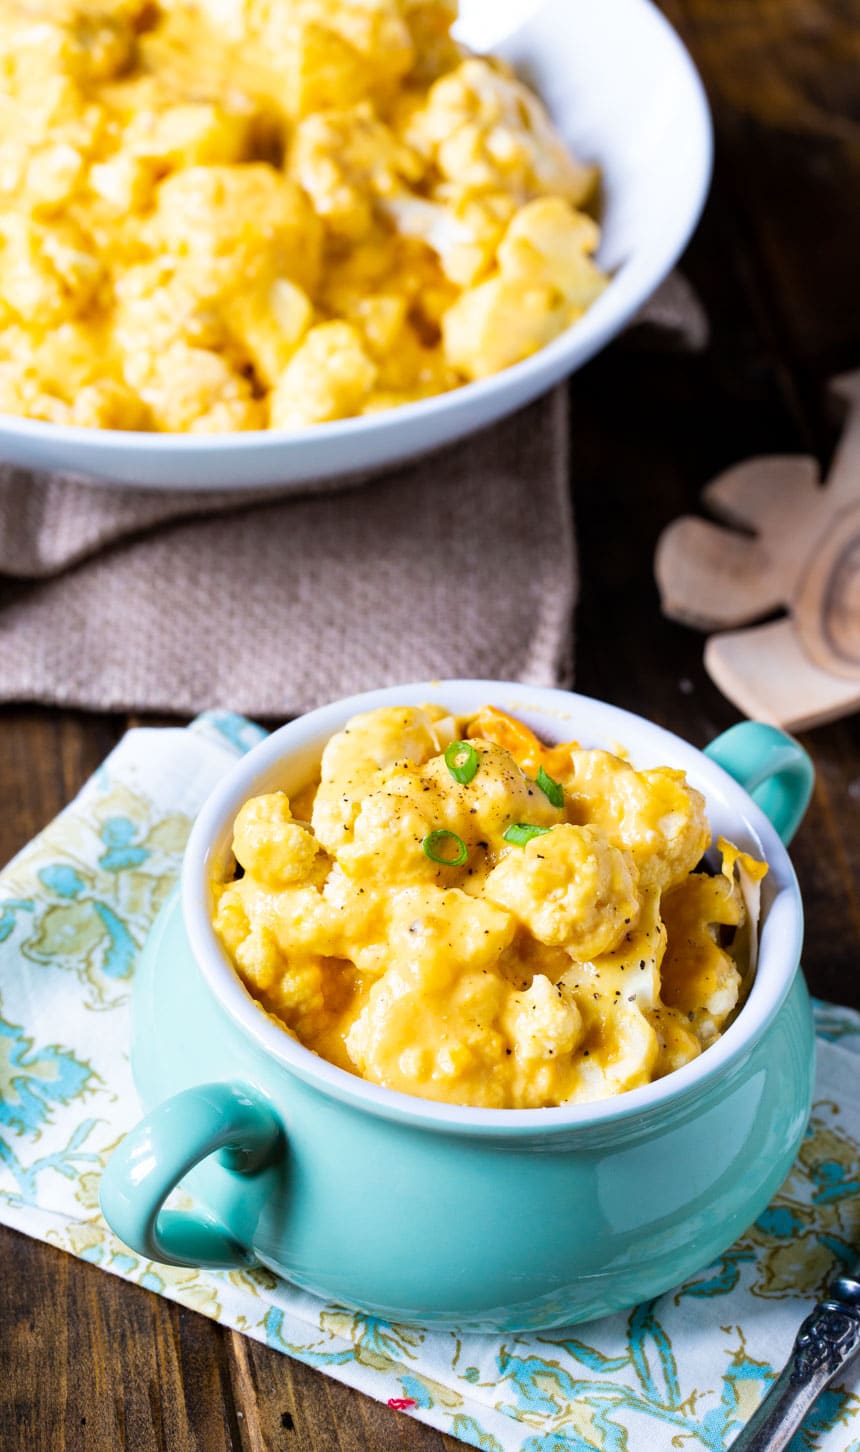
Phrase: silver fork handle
[{"left": 729, "top": 1274, "right": 860, "bottom": 1451}]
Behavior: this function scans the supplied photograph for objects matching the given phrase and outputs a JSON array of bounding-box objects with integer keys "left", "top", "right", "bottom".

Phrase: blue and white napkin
[{"left": 1, "top": 712, "right": 858, "bottom": 1452}]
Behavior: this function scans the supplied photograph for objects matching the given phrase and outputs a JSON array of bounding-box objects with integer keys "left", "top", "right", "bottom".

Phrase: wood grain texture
[
  {"left": 1, "top": 0, "right": 860, "bottom": 1446},
  {"left": 655, "top": 368, "right": 860, "bottom": 727}
]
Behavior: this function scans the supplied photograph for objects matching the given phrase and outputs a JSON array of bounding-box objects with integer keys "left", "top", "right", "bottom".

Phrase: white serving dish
[{"left": 0, "top": 0, "right": 712, "bottom": 492}]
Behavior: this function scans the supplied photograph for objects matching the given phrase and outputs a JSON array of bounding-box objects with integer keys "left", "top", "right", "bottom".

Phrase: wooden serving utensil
[{"left": 655, "top": 372, "right": 860, "bottom": 730}]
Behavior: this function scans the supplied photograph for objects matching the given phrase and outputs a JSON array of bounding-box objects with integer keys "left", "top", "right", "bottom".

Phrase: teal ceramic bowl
[{"left": 100, "top": 682, "right": 815, "bottom": 1332}]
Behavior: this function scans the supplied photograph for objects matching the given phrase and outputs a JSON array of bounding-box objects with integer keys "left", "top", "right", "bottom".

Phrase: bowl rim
[
  {"left": 0, "top": 0, "right": 713, "bottom": 465},
  {"left": 182, "top": 680, "right": 804, "bottom": 1136}
]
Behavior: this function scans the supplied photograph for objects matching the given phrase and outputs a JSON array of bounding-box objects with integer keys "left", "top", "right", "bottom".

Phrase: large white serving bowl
[{"left": 0, "top": 0, "right": 712, "bottom": 492}]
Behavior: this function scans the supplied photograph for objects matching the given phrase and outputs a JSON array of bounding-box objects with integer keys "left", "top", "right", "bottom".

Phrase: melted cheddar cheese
[
  {"left": 0, "top": 1, "right": 606, "bottom": 432},
  {"left": 213, "top": 706, "right": 767, "bottom": 1108}
]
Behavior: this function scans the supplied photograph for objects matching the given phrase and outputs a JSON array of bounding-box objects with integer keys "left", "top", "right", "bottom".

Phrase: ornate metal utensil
[{"left": 729, "top": 1267, "right": 860, "bottom": 1449}]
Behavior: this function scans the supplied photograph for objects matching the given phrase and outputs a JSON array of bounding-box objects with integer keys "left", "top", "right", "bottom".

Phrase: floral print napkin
[{"left": 1, "top": 712, "right": 859, "bottom": 1452}]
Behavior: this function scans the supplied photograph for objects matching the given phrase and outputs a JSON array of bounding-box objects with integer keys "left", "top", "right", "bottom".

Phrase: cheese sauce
[
  {"left": 0, "top": 1, "right": 606, "bottom": 431},
  {"left": 213, "top": 705, "right": 767, "bottom": 1109}
]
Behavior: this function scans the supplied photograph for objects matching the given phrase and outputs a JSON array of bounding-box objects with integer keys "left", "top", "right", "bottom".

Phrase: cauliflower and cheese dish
[
  {"left": 213, "top": 706, "right": 768, "bottom": 1110},
  {"left": 0, "top": 0, "right": 607, "bottom": 433}
]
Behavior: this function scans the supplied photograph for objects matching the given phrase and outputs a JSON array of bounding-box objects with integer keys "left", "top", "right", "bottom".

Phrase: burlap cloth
[{"left": 0, "top": 274, "right": 706, "bottom": 717}]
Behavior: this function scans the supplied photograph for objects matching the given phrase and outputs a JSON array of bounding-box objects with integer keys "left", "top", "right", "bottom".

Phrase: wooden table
[{"left": 2, "top": 2, "right": 859, "bottom": 1447}]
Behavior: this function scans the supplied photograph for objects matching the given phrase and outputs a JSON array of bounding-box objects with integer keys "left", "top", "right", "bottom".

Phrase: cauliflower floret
[
  {"left": 442, "top": 197, "right": 606, "bottom": 381},
  {"left": 336, "top": 737, "right": 562, "bottom": 887},
  {"left": 235, "top": 921, "right": 286, "bottom": 993},
  {"left": 0, "top": 86, "right": 104, "bottom": 213},
  {"left": 0, "top": 364, "right": 71, "bottom": 424},
  {"left": 89, "top": 153, "right": 157, "bottom": 214},
  {"left": 105, "top": 149, "right": 327, "bottom": 398},
  {"left": 567, "top": 750, "right": 711, "bottom": 893},
  {"left": 281, "top": 20, "right": 376, "bottom": 116},
  {"left": 279, "top": 3, "right": 415, "bottom": 115},
  {"left": 232, "top": 792, "right": 325, "bottom": 888},
  {"left": 346, "top": 293, "right": 408, "bottom": 359},
  {"left": 122, "top": 101, "right": 254, "bottom": 168},
  {"left": 269, "top": 955, "right": 329, "bottom": 1029},
  {"left": 336, "top": 777, "right": 445, "bottom": 886},
  {"left": 0, "top": 2, "right": 144, "bottom": 88},
  {"left": 218, "top": 883, "right": 347, "bottom": 1045},
  {"left": 497, "top": 197, "right": 606, "bottom": 304},
  {"left": 660, "top": 871, "right": 744, "bottom": 1045},
  {"left": 317, "top": 226, "right": 456, "bottom": 339},
  {"left": 484, "top": 824, "right": 639, "bottom": 957},
  {"left": 22, "top": 142, "right": 88, "bottom": 210},
  {"left": 311, "top": 705, "right": 456, "bottom": 853},
  {"left": 288, "top": 104, "right": 424, "bottom": 242},
  {"left": 0, "top": 214, "right": 103, "bottom": 326},
  {"left": 145, "top": 166, "right": 322, "bottom": 295},
  {"left": 316, "top": 228, "right": 401, "bottom": 315},
  {"left": 382, "top": 189, "right": 517, "bottom": 287},
  {"left": 576, "top": 882, "right": 665, "bottom": 1004},
  {"left": 201, "top": 1, "right": 415, "bottom": 116},
  {"left": 91, "top": 100, "right": 256, "bottom": 213},
  {"left": 418, "top": 740, "right": 562, "bottom": 849},
  {"left": 71, "top": 379, "right": 151, "bottom": 429},
  {"left": 225, "top": 874, "right": 334, "bottom": 961},
  {"left": 359, "top": 884, "right": 515, "bottom": 989},
  {"left": 0, "top": 319, "right": 104, "bottom": 397},
  {"left": 0, "top": 321, "right": 104, "bottom": 418},
  {"left": 503, "top": 974, "right": 583, "bottom": 1061},
  {"left": 219, "top": 880, "right": 331, "bottom": 1038},
  {"left": 183, "top": 0, "right": 257, "bottom": 42},
  {"left": 404, "top": 57, "right": 598, "bottom": 205},
  {"left": 226, "top": 277, "right": 313, "bottom": 388},
  {"left": 401, "top": 0, "right": 461, "bottom": 82},
  {"left": 113, "top": 262, "right": 232, "bottom": 379},
  {"left": 346, "top": 942, "right": 513, "bottom": 1102},
  {"left": 133, "top": 341, "right": 264, "bottom": 432},
  {"left": 212, "top": 880, "right": 251, "bottom": 959},
  {"left": 268, "top": 321, "right": 377, "bottom": 428},
  {"left": 370, "top": 328, "right": 458, "bottom": 398},
  {"left": 574, "top": 1001, "right": 660, "bottom": 1102},
  {"left": 644, "top": 1005, "right": 703, "bottom": 1078},
  {"left": 305, "top": 0, "right": 415, "bottom": 80},
  {"left": 442, "top": 275, "right": 561, "bottom": 380},
  {"left": 115, "top": 258, "right": 313, "bottom": 393}
]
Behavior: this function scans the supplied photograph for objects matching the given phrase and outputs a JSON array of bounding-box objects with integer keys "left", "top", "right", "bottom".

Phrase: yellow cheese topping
[
  {"left": 0, "top": 0, "right": 606, "bottom": 432},
  {"left": 213, "top": 706, "right": 767, "bottom": 1108}
]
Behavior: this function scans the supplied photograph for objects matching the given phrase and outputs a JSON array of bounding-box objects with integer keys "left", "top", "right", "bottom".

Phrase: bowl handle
[
  {"left": 704, "top": 722, "right": 814, "bottom": 846},
  {"left": 99, "top": 1082, "right": 283, "bottom": 1269}
]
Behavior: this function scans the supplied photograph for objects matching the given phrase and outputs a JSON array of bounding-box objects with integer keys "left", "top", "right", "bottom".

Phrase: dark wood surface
[{"left": 2, "top": 1, "right": 860, "bottom": 1446}]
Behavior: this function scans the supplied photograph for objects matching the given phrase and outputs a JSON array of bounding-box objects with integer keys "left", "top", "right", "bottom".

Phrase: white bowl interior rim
[
  {"left": 182, "top": 682, "right": 804, "bottom": 1134},
  {"left": 0, "top": 0, "right": 713, "bottom": 461}
]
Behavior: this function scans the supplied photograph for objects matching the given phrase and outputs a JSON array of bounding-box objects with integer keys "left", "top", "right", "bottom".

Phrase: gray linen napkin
[{"left": 0, "top": 275, "right": 706, "bottom": 716}]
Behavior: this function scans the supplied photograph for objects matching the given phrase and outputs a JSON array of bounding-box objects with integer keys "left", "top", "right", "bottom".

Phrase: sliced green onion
[
  {"left": 503, "top": 823, "right": 552, "bottom": 847},
  {"left": 444, "top": 739, "right": 479, "bottom": 785},
  {"left": 423, "top": 829, "right": 468, "bottom": 866},
  {"left": 536, "top": 765, "right": 564, "bottom": 808}
]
